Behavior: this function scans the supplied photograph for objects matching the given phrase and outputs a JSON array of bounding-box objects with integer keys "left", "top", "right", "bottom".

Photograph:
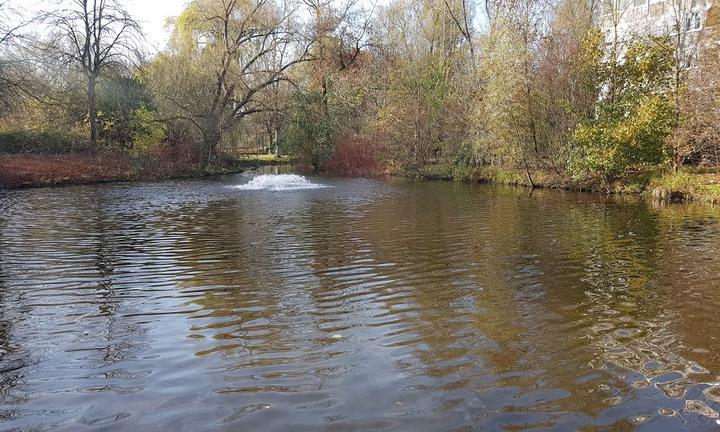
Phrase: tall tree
[
  {"left": 0, "top": 2, "right": 16, "bottom": 47},
  {"left": 48, "top": 0, "right": 141, "bottom": 147},
  {"left": 372, "top": 0, "right": 476, "bottom": 168},
  {"left": 478, "top": 0, "right": 550, "bottom": 183},
  {"left": 145, "top": 0, "right": 312, "bottom": 165},
  {"left": 0, "top": 1, "right": 41, "bottom": 113},
  {"left": 0, "top": 1, "right": 19, "bottom": 109},
  {"left": 534, "top": 0, "right": 598, "bottom": 168}
]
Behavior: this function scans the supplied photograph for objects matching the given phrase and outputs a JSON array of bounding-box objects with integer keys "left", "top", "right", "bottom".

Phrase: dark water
[{"left": 2, "top": 172, "right": 720, "bottom": 431}]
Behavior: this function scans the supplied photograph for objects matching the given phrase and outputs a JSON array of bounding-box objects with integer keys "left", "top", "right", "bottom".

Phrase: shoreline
[
  {"left": 408, "top": 164, "right": 720, "bottom": 205},
  {"left": 2, "top": 153, "right": 719, "bottom": 205},
  {"left": 0, "top": 153, "right": 289, "bottom": 190}
]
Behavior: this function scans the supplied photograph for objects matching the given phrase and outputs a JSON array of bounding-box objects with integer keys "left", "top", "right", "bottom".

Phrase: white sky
[
  {"left": 9, "top": 0, "right": 189, "bottom": 53},
  {"left": 124, "top": 0, "right": 188, "bottom": 51}
]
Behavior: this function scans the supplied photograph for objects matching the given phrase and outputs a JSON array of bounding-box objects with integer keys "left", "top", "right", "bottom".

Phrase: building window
[
  {"left": 685, "top": 11, "right": 702, "bottom": 31},
  {"left": 633, "top": 0, "right": 646, "bottom": 8}
]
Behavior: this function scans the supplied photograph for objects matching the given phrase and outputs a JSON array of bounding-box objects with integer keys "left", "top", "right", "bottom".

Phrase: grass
[
  {"left": 234, "top": 153, "right": 290, "bottom": 166},
  {"left": 238, "top": 153, "right": 284, "bottom": 161},
  {"left": 414, "top": 162, "right": 720, "bottom": 205},
  {"left": 648, "top": 170, "right": 720, "bottom": 203},
  {"left": 415, "top": 163, "right": 560, "bottom": 188}
]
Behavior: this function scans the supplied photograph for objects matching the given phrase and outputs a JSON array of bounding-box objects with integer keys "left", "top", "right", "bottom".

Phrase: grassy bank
[
  {"left": 4, "top": 150, "right": 718, "bottom": 205},
  {"left": 0, "top": 152, "right": 289, "bottom": 189},
  {"left": 234, "top": 153, "right": 291, "bottom": 168},
  {"left": 411, "top": 163, "right": 720, "bottom": 204},
  {"left": 647, "top": 171, "right": 720, "bottom": 204}
]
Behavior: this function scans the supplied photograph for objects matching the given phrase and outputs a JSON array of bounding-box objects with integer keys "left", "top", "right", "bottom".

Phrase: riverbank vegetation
[{"left": 0, "top": 0, "right": 718, "bottom": 200}]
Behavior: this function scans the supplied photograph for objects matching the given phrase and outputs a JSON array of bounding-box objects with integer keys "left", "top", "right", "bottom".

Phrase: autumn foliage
[{"left": 325, "top": 135, "right": 387, "bottom": 175}]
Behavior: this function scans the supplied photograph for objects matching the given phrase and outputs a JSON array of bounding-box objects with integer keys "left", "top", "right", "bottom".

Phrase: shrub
[
  {"left": 567, "top": 37, "right": 675, "bottom": 182},
  {"left": 129, "top": 106, "right": 166, "bottom": 156},
  {"left": 0, "top": 129, "right": 88, "bottom": 154},
  {"left": 326, "top": 135, "right": 385, "bottom": 175},
  {"left": 281, "top": 91, "right": 336, "bottom": 170},
  {"left": 570, "top": 95, "right": 674, "bottom": 180}
]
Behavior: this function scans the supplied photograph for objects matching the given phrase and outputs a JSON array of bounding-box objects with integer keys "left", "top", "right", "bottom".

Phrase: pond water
[{"left": 2, "top": 172, "right": 720, "bottom": 431}]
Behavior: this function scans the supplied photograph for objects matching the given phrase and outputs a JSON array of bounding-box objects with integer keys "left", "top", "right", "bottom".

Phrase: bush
[
  {"left": 129, "top": 106, "right": 166, "bottom": 156},
  {"left": 96, "top": 76, "right": 158, "bottom": 150},
  {"left": 0, "top": 129, "right": 88, "bottom": 154},
  {"left": 569, "top": 95, "right": 673, "bottom": 180},
  {"left": 567, "top": 37, "right": 675, "bottom": 182},
  {"left": 326, "top": 135, "right": 385, "bottom": 175},
  {"left": 281, "top": 91, "right": 336, "bottom": 169}
]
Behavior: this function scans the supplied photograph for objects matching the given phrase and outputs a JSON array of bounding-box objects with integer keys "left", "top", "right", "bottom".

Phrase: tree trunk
[
  {"left": 87, "top": 73, "right": 98, "bottom": 148},
  {"left": 273, "top": 129, "right": 279, "bottom": 156},
  {"left": 202, "top": 121, "right": 222, "bottom": 169},
  {"left": 522, "top": 154, "right": 536, "bottom": 188},
  {"left": 672, "top": 150, "right": 683, "bottom": 174}
]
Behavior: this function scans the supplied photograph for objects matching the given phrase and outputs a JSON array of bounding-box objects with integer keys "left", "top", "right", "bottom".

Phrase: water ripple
[{"left": 1, "top": 177, "right": 720, "bottom": 430}]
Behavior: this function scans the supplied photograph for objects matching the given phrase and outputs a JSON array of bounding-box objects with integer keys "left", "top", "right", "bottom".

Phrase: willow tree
[
  {"left": 145, "top": 0, "right": 311, "bottom": 165},
  {"left": 48, "top": 0, "right": 141, "bottom": 148}
]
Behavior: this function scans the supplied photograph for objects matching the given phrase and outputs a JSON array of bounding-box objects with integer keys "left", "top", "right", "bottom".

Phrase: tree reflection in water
[{"left": 1, "top": 177, "right": 720, "bottom": 430}]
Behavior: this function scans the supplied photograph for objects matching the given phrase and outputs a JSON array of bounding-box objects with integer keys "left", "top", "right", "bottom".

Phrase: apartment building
[{"left": 594, "top": 0, "right": 718, "bottom": 65}]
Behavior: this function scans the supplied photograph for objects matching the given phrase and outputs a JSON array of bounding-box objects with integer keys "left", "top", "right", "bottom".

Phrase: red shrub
[
  {"left": 139, "top": 139, "right": 202, "bottom": 178},
  {"left": 0, "top": 137, "right": 204, "bottom": 189},
  {"left": 326, "top": 134, "right": 387, "bottom": 175},
  {"left": 0, "top": 152, "right": 132, "bottom": 188}
]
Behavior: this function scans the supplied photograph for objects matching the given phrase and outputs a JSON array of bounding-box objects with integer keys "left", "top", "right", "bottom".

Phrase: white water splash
[{"left": 232, "top": 174, "right": 328, "bottom": 191}]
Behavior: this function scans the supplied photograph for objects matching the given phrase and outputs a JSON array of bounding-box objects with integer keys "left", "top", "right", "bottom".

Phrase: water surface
[{"left": 2, "top": 173, "right": 720, "bottom": 431}]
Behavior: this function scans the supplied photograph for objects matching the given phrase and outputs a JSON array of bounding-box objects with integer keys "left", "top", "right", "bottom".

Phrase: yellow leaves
[
  {"left": 132, "top": 106, "right": 166, "bottom": 156},
  {"left": 570, "top": 93, "right": 674, "bottom": 178},
  {"left": 170, "top": 1, "right": 203, "bottom": 51}
]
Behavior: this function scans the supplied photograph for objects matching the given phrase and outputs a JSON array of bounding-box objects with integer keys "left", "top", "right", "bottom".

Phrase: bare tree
[
  {"left": 667, "top": 0, "right": 700, "bottom": 170},
  {"left": 670, "top": 38, "right": 720, "bottom": 168},
  {"left": 301, "top": 0, "right": 373, "bottom": 115},
  {"left": 254, "top": 43, "right": 294, "bottom": 155},
  {"left": 47, "top": 0, "right": 141, "bottom": 147},
  {"left": 596, "top": 0, "right": 632, "bottom": 105},
  {"left": 0, "top": 3, "right": 36, "bottom": 101},
  {"left": 0, "top": 1, "right": 20, "bottom": 105},
  {"left": 0, "top": 2, "right": 17, "bottom": 47},
  {"left": 443, "top": 0, "right": 475, "bottom": 66}
]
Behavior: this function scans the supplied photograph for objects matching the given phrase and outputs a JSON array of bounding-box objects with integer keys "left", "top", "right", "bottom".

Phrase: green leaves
[
  {"left": 568, "top": 37, "right": 676, "bottom": 180},
  {"left": 282, "top": 91, "right": 337, "bottom": 169},
  {"left": 570, "top": 95, "right": 673, "bottom": 177}
]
